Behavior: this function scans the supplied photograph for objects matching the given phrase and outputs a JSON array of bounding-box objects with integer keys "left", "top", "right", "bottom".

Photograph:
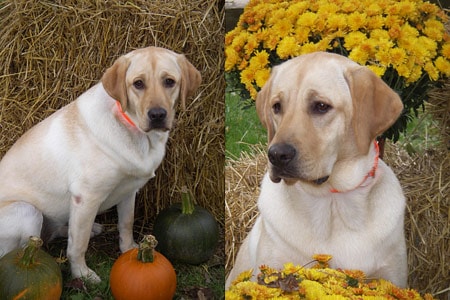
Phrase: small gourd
[
  {"left": 109, "top": 235, "right": 176, "bottom": 300},
  {"left": 0, "top": 236, "right": 63, "bottom": 300},
  {"left": 153, "top": 186, "right": 220, "bottom": 265}
]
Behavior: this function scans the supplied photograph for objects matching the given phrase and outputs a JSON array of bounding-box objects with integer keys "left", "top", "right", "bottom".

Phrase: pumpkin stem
[
  {"left": 181, "top": 186, "right": 195, "bottom": 215},
  {"left": 18, "top": 236, "right": 43, "bottom": 267},
  {"left": 137, "top": 235, "right": 158, "bottom": 263}
]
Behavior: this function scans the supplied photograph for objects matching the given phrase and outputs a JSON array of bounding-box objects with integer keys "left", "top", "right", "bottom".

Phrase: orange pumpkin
[{"left": 109, "top": 235, "right": 177, "bottom": 300}]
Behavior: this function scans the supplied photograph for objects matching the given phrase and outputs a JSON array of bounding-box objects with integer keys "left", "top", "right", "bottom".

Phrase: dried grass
[
  {"left": 0, "top": 0, "right": 224, "bottom": 225},
  {"left": 225, "top": 86, "right": 449, "bottom": 298}
]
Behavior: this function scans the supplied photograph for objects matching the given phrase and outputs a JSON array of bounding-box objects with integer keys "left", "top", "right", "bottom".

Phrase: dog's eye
[
  {"left": 163, "top": 78, "right": 176, "bottom": 88},
  {"left": 311, "top": 102, "right": 332, "bottom": 114},
  {"left": 133, "top": 80, "right": 145, "bottom": 90},
  {"left": 272, "top": 102, "right": 281, "bottom": 114}
]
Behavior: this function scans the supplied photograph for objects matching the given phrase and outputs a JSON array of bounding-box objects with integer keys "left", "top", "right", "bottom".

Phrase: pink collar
[
  {"left": 330, "top": 141, "right": 379, "bottom": 193},
  {"left": 115, "top": 101, "right": 137, "bottom": 128}
]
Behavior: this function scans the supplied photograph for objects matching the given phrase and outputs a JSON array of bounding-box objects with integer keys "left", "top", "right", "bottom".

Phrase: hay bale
[{"left": 0, "top": 0, "right": 224, "bottom": 224}]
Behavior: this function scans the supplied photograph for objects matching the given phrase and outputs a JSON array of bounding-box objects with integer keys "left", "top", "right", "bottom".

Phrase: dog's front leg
[
  {"left": 117, "top": 194, "right": 138, "bottom": 252},
  {"left": 67, "top": 195, "right": 102, "bottom": 283}
]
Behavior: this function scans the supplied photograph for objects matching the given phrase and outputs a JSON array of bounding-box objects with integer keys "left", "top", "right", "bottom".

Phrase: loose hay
[
  {"left": 225, "top": 109, "right": 449, "bottom": 298},
  {"left": 0, "top": 1, "right": 224, "bottom": 225}
]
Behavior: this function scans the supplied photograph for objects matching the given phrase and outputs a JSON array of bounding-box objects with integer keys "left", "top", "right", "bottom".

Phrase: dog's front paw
[
  {"left": 120, "top": 241, "right": 138, "bottom": 253},
  {"left": 72, "top": 266, "right": 101, "bottom": 284}
]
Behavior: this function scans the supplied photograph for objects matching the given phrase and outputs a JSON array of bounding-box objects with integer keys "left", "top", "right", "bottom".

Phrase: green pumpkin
[
  {"left": 0, "top": 236, "right": 62, "bottom": 300},
  {"left": 153, "top": 187, "right": 219, "bottom": 265}
]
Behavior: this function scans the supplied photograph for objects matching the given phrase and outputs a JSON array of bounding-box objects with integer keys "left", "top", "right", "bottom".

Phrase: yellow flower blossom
[
  {"left": 365, "top": 3, "right": 382, "bottom": 16},
  {"left": 327, "top": 14, "right": 348, "bottom": 31},
  {"left": 277, "top": 36, "right": 301, "bottom": 59},
  {"left": 435, "top": 57, "right": 450, "bottom": 76},
  {"left": 273, "top": 18, "right": 294, "bottom": 39},
  {"left": 255, "top": 68, "right": 271, "bottom": 88},
  {"left": 389, "top": 47, "right": 407, "bottom": 66},
  {"left": 297, "top": 11, "right": 317, "bottom": 29},
  {"left": 249, "top": 50, "right": 270, "bottom": 69},
  {"left": 424, "top": 61, "right": 439, "bottom": 81},
  {"left": 442, "top": 44, "right": 450, "bottom": 59},
  {"left": 348, "top": 46, "right": 369, "bottom": 64},
  {"left": 344, "top": 31, "right": 367, "bottom": 49},
  {"left": 366, "top": 15, "right": 385, "bottom": 30},
  {"left": 367, "top": 65, "right": 387, "bottom": 77},
  {"left": 347, "top": 12, "right": 367, "bottom": 31},
  {"left": 225, "top": 48, "right": 241, "bottom": 72},
  {"left": 422, "top": 19, "right": 444, "bottom": 41}
]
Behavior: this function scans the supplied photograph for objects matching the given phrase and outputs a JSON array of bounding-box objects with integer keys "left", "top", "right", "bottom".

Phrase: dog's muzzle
[
  {"left": 148, "top": 107, "right": 168, "bottom": 130},
  {"left": 268, "top": 143, "right": 330, "bottom": 185},
  {"left": 268, "top": 143, "right": 296, "bottom": 183}
]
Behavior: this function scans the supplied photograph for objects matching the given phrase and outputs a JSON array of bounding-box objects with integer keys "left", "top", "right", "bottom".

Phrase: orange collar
[
  {"left": 115, "top": 101, "right": 137, "bottom": 128},
  {"left": 330, "top": 141, "right": 379, "bottom": 193}
]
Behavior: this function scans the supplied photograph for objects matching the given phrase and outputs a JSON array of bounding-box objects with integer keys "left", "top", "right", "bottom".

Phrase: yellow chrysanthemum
[
  {"left": 435, "top": 57, "right": 450, "bottom": 76},
  {"left": 422, "top": 19, "right": 445, "bottom": 42},
  {"left": 250, "top": 50, "right": 270, "bottom": 69},
  {"left": 294, "top": 27, "right": 311, "bottom": 45},
  {"left": 244, "top": 34, "right": 259, "bottom": 56},
  {"left": 340, "top": 0, "right": 361, "bottom": 13},
  {"left": 344, "top": 31, "right": 367, "bottom": 49},
  {"left": 297, "top": 11, "right": 318, "bottom": 29},
  {"left": 347, "top": 12, "right": 367, "bottom": 31},
  {"left": 327, "top": 14, "right": 348, "bottom": 31},
  {"left": 365, "top": 3, "right": 382, "bottom": 16},
  {"left": 277, "top": 36, "right": 301, "bottom": 59},
  {"left": 396, "top": 1, "right": 417, "bottom": 18},
  {"left": 441, "top": 44, "right": 450, "bottom": 59},
  {"left": 273, "top": 18, "right": 294, "bottom": 39},
  {"left": 225, "top": 48, "right": 241, "bottom": 72},
  {"left": 366, "top": 15, "right": 385, "bottom": 30},
  {"left": 375, "top": 49, "right": 391, "bottom": 66},
  {"left": 300, "top": 42, "right": 319, "bottom": 55},
  {"left": 407, "top": 65, "right": 423, "bottom": 83},
  {"left": 389, "top": 47, "right": 407, "bottom": 66},
  {"left": 231, "top": 268, "right": 253, "bottom": 285},
  {"left": 424, "top": 61, "right": 439, "bottom": 81},
  {"left": 255, "top": 68, "right": 271, "bottom": 88},
  {"left": 301, "top": 280, "right": 328, "bottom": 299},
  {"left": 226, "top": 281, "right": 282, "bottom": 299},
  {"left": 348, "top": 46, "right": 369, "bottom": 64},
  {"left": 368, "top": 65, "right": 387, "bottom": 77},
  {"left": 240, "top": 67, "right": 255, "bottom": 87}
]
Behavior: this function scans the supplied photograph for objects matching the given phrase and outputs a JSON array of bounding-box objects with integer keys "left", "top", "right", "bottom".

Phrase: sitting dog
[
  {"left": 226, "top": 52, "right": 407, "bottom": 288},
  {"left": 0, "top": 46, "right": 201, "bottom": 282}
]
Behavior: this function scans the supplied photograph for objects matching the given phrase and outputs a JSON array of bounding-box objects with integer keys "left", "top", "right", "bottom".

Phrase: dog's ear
[
  {"left": 344, "top": 66, "right": 403, "bottom": 154},
  {"left": 256, "top": 76, "right": 275, "bottom": 143},
  {"left": 178, "top": 55, "right": 202, "bottom": 110},
  {"left": 101, "top": 56, "right": 131, "bottom": 111}
]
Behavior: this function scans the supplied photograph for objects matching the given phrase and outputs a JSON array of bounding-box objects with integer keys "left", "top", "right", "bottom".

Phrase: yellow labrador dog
[
  {"left": 227, "top": 52, "right": 407, "bottom": 287},
  {"left": 0, "top": 46, "right": 201, "bottom": 282}
]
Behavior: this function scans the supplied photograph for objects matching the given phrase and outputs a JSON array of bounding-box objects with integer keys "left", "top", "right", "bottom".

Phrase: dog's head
[
  {"left": 256, "top": 52, "right": 403, "bottom": 186},
  {"left": 101, "top": 46, "right": 201, "bottom": 132}
]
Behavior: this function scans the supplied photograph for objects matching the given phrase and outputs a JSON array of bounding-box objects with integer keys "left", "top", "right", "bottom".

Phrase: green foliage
[{"left": 225, "top": 92, "right": 267, "bottom": 159}]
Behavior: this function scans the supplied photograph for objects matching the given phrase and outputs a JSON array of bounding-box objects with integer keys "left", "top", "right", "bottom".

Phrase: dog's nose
[
  {"left": 268, "top": 143, "right": 296, "bottom": 167},
  {"left": 148, "top": 107, "right": 167, "bottom": 122}
]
